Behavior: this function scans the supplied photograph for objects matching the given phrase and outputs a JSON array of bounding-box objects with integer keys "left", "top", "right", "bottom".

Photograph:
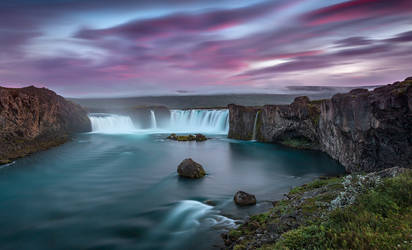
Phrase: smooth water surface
[{"left": 0, "top": 132, "right": 344, "bottom": 250}]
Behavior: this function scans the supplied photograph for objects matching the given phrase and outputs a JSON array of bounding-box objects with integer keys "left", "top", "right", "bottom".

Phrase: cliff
[
  {"left": 228, "top": 77, "right": 412, "bottom": 172},
  {"left": 0, "top": 86, "right": 91, "bottom": 164}
]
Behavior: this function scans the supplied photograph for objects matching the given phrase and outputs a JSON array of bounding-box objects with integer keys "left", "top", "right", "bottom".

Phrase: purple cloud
[{"left": 0, "top": 1, "right": 411, "bottom": 97}]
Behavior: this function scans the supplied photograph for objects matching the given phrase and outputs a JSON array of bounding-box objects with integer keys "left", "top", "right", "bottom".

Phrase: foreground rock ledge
[
  {"left": 177, "top": 158, "right": 206, "bottom": 179},
  {"left": 223, "top": 167, "right": 411, "bottom": 249},
  {"left": 234, "top": 191, "right": 256, "bottom": 206}
]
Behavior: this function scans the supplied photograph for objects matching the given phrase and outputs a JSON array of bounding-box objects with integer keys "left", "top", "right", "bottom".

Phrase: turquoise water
[{"left": 0, "top": 133, "right": 344, "bottom": 250}]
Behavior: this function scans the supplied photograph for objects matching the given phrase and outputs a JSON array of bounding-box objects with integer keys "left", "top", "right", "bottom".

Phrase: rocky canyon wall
[
  {"left": 0, "top": 86, "right": 91, "bottom": 164},
  {"left": 228, "top": 77, "right": 412, "bottom": 172}
]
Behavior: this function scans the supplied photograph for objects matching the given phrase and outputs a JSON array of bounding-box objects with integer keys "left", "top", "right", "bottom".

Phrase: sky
[{"left": 0, "top": 0, "right": 411, "bottom": 97}]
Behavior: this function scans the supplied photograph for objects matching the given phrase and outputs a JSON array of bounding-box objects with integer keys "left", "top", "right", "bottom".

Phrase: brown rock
[
  {"left": 234, "top": 191, "right": 256, "bottom": 206},
  {"left": 0, "top": 86, "right": 91, "bottom": 163},
  {"left": 177, "top": 158, "right": 206, "bottom": 178},
  {"left": 195, "top": 134, "right": 207, "bottom": 141}
]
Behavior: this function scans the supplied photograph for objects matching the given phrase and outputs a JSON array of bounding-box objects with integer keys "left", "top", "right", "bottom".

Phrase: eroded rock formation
[
  {"left": 0, "top": 86, "right": 91, "bottom": 164},
  {"left": 228, "top": 77, "right": 412, "bottom": 172}
]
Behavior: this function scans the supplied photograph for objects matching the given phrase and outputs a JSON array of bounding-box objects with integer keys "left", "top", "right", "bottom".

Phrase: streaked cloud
[{"left": 0, "top": 0, "right": 411, "bottom": 97}]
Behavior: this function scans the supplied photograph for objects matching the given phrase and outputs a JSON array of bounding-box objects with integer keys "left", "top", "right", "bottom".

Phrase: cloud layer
[{"left": 1, "top": 0, "right": 411, "bottom": 97}]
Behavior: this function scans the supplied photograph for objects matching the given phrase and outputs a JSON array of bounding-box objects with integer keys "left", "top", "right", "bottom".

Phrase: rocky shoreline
[
  {"left": 223, "top": 77, "right": 412, "bottom": 249},
  {"left": 228, "top": 77, "right": 412, "bottom": 173},
  {"left": 223, "top": 167, "right": 412, "bottom": 249},
  {"left": 0, "top": 86, "right": 91, "bottom": 164}
]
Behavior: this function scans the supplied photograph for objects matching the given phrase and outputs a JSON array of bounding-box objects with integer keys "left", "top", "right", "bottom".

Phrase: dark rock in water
[
  {"left": 177, "top": 158, "right": 206, "bottom": 178},
  {"left": 228, "top": 77, "right": 412, "bottom": 173},
  {"left": 195, "top": 134, "right": 207, "bottom": 141},
  {"left": 167, "top": 133, "right": 208, "bottom": 142},
  {"left": 0, "top": 86, "right": 91, "bottom": 164},
  {"left": 234, "top": 191, "right": 256, "bottom": 206},
  {"left": 167, "top": 133, "right": 178, "bottom": 140}
]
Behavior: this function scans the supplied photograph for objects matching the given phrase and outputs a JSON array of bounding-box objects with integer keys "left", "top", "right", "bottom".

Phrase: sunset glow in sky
[{"left": 1, "top": 0, "right": 412, "bottom": 97}]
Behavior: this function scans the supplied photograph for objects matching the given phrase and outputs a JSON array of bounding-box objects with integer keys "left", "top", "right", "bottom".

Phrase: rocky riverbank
[
  {"left": 223, "top": 167, "right": 412, "bottom": 249},
  {"left": 0, "top": 86, "right": 91, "bottom": 164},
  {"left": 228, "top": 77, "right": 412, "bottom": 173}
]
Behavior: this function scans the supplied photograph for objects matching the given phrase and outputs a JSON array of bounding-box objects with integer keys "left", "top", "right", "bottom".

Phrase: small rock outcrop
[
  {"left": 167, "top": 133, "right": 208, "bottom": 141},
  {"left": 177, "top": 158, "right": 206, "bottom": 178},
  {"left": 0, "top": 86, "right": 91, "bottom": 164},
  {"left": 234, "top": 191, "right": 256, "bottom": 206},
  {"left": 228, "top": 77, "right": 412, "bottom": 173}
]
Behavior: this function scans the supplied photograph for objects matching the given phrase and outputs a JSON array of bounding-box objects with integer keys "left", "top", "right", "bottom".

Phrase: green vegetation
[
  {"left": 226, "top": 170, "right": 412, "bottom": 250},
  {"left": 274, "top": 172, "right": 412, "bottom": 249},
  {"left": 289, "top": 177, "right": 342, "bottom": 195},
  {"left": 167, "top": 133, "right": 207, "bottom": 141}
]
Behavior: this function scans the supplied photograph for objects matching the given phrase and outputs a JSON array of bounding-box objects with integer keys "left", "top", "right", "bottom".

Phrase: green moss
[
  {"left": 250, "top": 212, "right": 270, "bottom": 224},
  {"left": 275, "top": 172, "right": 412, "bottom": 249},
  {"left": 289, "top": 177, "right": 341, "bottom": 195},
  {"left": 229, "top": 229, "right": 243, "bottom": 238},
  {"left": 167, "top": 134, "right": 207, "bottom": 141},
  {"left": 0, "top": 159, "right": 12, "bottom": 165},
  {"left": 233, "top": 244, "right": 246, "bottom": 250}
]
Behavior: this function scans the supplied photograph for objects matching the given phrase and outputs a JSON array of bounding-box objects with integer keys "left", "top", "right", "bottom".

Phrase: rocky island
[{"left": 0, "top": 86, "right": 91, "bottom": 164}]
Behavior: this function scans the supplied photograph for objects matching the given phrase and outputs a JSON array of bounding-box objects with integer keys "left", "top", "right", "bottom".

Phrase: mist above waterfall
[{"left": 88, "top": 109, "right": 229, "bottom": 134}]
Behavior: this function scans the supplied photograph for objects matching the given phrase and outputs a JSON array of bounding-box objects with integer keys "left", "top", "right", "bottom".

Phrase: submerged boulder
[
  {"left": 234, "top": 191, "right": 256, "bottom": 206},
  {"left": 177, "top": 158, "right": 206, "bottom": 178}
]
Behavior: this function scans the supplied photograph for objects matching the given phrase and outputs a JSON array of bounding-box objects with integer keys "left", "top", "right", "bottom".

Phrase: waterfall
[
  {"left": 150, "top": 110, "right": 157, "bottom": 129},
  {"left": 251, "top": 111, "right": 260, "bottom": 141},
  {"left": 169, "top": 109, "right": 229, "bottom": 134},
  {"left": 88, "top": 109, "right": 229, "bottom": 134},
  {"left": 88, "top": 113, "right": 137, "bottom": 134}
]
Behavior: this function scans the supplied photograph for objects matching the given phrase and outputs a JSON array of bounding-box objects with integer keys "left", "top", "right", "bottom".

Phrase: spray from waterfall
[
  {"left": 169, "top": 109, "right": 229, "bottom": 134},
  {"left": 251, "top": 111, "right": 260, "bottom": 141},
  {"left": 150, "top": 110, "right": 157, "bottom": 129},
  {"left": 88, "top": 113, "right": 137, "bottom": 134}
]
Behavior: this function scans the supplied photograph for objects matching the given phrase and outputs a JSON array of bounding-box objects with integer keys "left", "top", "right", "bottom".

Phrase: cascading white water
[
  {"left": 88, "top": 113, "right": 137, "bottom": 134},
  {"left": 251, "top": 111, "right": 260, "bottom": 141},
  {"left": 88, "top": 109, "right": 229, "bottom": 134},
  {"left": 150, "top": 110, "right": 157, "bottom": 129},
  {"left": 169, "top": 109, "right": 229, "bottom": 134}
]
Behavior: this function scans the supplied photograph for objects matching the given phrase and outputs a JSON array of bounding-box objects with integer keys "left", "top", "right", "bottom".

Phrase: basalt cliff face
[
  {"left": 228, "top": 77, "right": 412, "bottom": 172},
  {"left": 0, "top": 86, "right": 91, "bottom": 164}
]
